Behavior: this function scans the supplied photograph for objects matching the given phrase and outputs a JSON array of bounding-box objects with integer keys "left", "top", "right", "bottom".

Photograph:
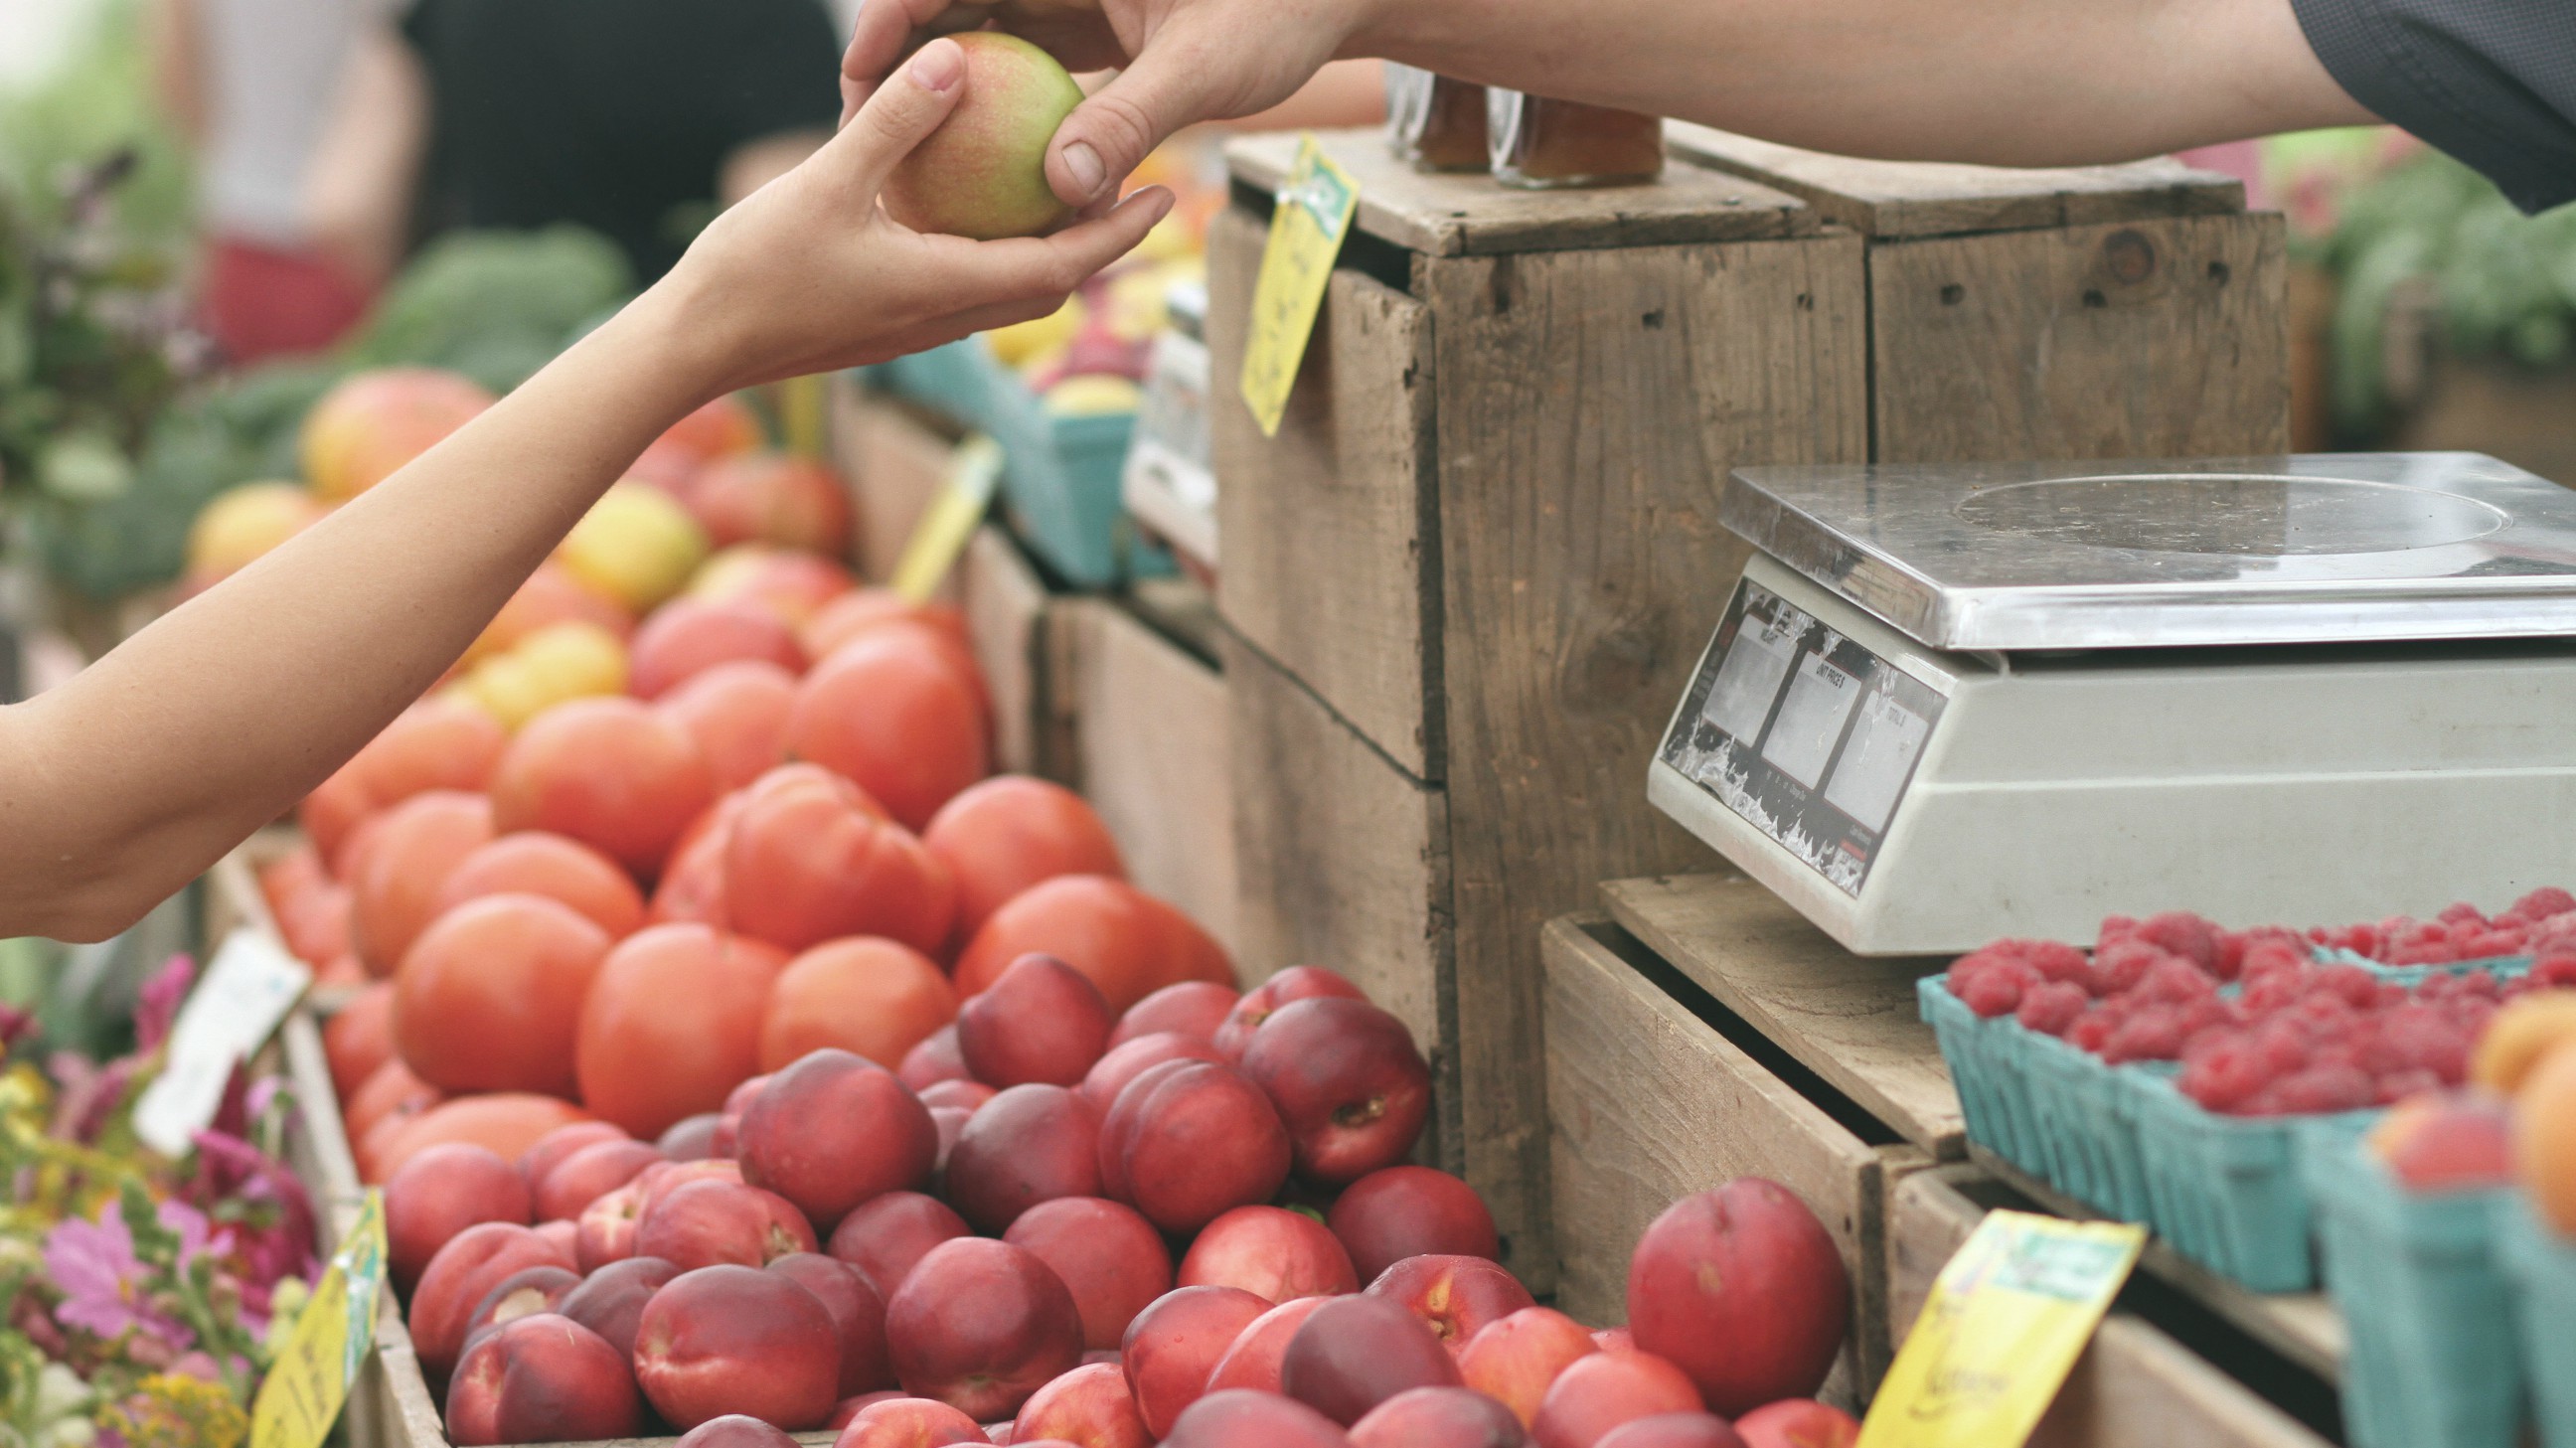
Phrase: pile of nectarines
[{"left": 383, "top": 955, "right": 1860, "bottom": 1447}]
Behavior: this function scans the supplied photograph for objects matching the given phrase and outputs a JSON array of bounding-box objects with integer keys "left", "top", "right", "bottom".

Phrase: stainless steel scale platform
[{"left": 1648, "top": 453, "right": 2576, "bottom": 953}]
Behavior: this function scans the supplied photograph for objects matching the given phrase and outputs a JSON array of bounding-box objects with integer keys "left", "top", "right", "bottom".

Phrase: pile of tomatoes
[{"left": 257, "top": 400, "right": 1229, "bottom": 1185}]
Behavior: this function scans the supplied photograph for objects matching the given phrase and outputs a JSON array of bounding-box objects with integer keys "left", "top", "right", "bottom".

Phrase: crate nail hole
[
  {"left": 2207, "top": 260, "right": 2231, "bottom": 284},
  {"left": 2082, "top": 289, "right": 2108, "bottom": 308},
  {"left": 1795, "top": 292, "right": 1815, "bottom": 311},
  {"left": 1939, "top": 284, "right": 1965, "bottom": 305},
  {"left": 1642, "top": 309, "right": 1666, "bottom": 330}
]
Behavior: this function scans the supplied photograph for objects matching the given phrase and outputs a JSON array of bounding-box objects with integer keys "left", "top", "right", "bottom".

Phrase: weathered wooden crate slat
[
  {"left": 1600, "top": 874, "right": 1963, "bottom": 1156},
  {"left": 1541, "top": 914, "right": 1932, "bottom": 1398}
]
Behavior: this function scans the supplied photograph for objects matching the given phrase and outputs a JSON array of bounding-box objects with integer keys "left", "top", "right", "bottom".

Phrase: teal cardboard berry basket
[
  {"left": 2309, "top": 1135, "right": 2523, "bottom": 1448},
  {"left": 2503, "top": 1202, "right": 2576, "bottom": 1447},
  {"left": 1917, "top": 976, "right": 2051, "bottom": 1179},
  {"left": 2125, "top": 1071, "right": 2375, "bottom": 1292},
  {"left": 859, "top": 341, "right": 1172, "bottom": 588}
]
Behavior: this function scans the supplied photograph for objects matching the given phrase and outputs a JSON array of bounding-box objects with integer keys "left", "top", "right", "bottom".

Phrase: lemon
[
  {"left": 988, "top": 295, "right": 1087, "bottom": 368},
  {"left": 559, "top": 482, "right": 709, "bottom": 611},
  {"left": 186, "top": 481, "right": 325, "bottom": 578},
  {"left": 454, "top": 621, "right": 628, "bottom": 729},
  {"left": 1044, "top": 375, "right": 1143, "bottom": 417}
]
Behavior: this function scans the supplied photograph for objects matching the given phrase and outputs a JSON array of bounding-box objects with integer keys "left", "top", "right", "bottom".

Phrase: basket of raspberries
[{"left": 1920, "top": 889, "right": 2576, "bottom": 1291}]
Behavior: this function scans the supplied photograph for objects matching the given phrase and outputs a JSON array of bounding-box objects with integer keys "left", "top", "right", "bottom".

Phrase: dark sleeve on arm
[
  {"left": 2292, "top": 0, "right": 2576, "bottom": 212},
  {"left": 707, "top": 0, "right": 847, "bottom": 147}
]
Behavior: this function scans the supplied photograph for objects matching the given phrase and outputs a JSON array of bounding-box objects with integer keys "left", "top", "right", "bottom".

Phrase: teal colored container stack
[
  {"left": 858, "top": 342, "right": 1172, "bottom": 588},
  {"left": 2126, "top": 1072, "right": 2369, "bottom": 1291},
  {"left": 2024, "top": 1034, "right": 2156, "bottom": 1221},
  {"left": 2309, "top": 1134, "right": 2523, "bottom": 1448},
  {"left": 2504, "top": 1203, "right": 2576, "bottom": 1447},
  {"left": 1917, "top": 977, "right": 2049, "bottom": 1178}
]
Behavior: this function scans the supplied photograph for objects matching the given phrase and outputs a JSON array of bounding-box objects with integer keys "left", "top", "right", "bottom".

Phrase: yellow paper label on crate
[
  {"left": 1238, "top": 135, "right": 1360, "bottom": 437},
  {"left": 251, "top": 1192, "right": 388, "bottom": 1448},
  {"left": 1856, "top": 1210, "right": 2144, "bottom": 1448},
  {"left": 890, "top": 433, "right": 1005, "bottom": 603}
]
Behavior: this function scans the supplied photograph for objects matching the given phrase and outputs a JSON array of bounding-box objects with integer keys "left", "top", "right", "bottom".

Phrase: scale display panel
[{"left": 1658, "top": 575, "right": 1947, "bottom": 896}]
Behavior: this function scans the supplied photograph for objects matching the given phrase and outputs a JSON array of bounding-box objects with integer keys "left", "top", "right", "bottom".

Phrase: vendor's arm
[
  {"left": 0, "top": 40, "right": 1172, "bottom": 944},
  {"left": 846, "top": 0, "right": 2371, "bottom": 209}
]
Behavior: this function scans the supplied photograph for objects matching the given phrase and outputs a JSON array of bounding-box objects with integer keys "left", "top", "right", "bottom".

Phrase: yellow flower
[{"left": 96, "top": 1373, "right": 248, "bottom": 1448}]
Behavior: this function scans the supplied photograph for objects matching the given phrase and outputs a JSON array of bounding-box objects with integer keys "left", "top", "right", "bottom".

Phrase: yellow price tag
[
  {"left": 1238, "top": 135, "right": 1360, "bottom": 438},
  {"left": 1857, "top": 1210, "right": 2144, "bottom": 1448},
  {"left": 890, "top": 433, "right": 1005, "bottom": 603},
  {"left": 251, "top": 1192, "right": 388, "bottom": 1448}
]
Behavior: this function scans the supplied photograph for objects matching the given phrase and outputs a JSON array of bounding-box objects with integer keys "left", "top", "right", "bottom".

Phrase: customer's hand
[
  {"left": 840, "top": 0, "right": 1369, "bottom": 210},
  {"left": 658, "top": 35, "right": 1174, "bottom": 397}
]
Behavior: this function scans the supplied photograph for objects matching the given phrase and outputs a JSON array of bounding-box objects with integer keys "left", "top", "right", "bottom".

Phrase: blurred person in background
[
  {"left": 308, "top": 0, "right": 846, "bottom": 287},
  {"left": 148, "top": 0, "right": 390, "bottom": 362}
]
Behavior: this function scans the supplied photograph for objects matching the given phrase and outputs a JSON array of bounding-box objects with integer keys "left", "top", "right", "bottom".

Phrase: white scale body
[{"left": 1648, "top": 454, "right": 2576, "bottom": 955}]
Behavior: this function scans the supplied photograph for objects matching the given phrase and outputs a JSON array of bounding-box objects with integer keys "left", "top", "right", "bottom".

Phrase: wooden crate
[
  {"left": 1212, "top": 129, "right": 1869, "bottom": 1294},
  {"left": 1665, "top": 124, "right": 2290, "bottom": 461},
  {"left": 1540, "top": 914, "right": 1932, "bottom": 1399},
  {"left": 956, "top": 524, "right": 1076, "bottom": 780},
  {"left": 1888, "top": 1167, "right": 2334, "bottom": 1448},
  {"left": 1209, "top": 127, "right": 2286, "bottom": 1292},
  {"left": 1063, "top": 593, "right": 1239, "bottom": 953}
]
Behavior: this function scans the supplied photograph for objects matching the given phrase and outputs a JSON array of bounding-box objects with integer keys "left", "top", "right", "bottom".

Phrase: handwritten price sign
[
  {"left": 1238, "top": 136, "right": 1360, "bottom": 437},
  {"left": 252, "top": 1192, "right": 388, "bottom": 1448},
  {"left": 1857, "top": 1210, "right": 2144, "bottom": 1448}
]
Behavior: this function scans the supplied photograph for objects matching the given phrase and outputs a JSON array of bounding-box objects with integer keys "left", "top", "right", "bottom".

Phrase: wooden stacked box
[{"left": 1209, "top": 126, "right": 2285, "bottom": 1293}]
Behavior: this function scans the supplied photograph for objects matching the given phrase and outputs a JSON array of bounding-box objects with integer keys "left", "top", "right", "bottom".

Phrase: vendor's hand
[
  {"left": 657, "top": 35, "right": 1174, "bottom": 396},
  {"left": 841, "top": 0, "right": 1368, "bottom": 210}
]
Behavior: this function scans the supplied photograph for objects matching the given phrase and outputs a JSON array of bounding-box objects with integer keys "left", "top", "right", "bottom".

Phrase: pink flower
[
  {"left": 44, "top": 1206, "right": 187, "bottom": 1350},
  {"left": 187, "top": 1130, "right": 320, "bottom": 1290},
  {"left": 135, "top": 954, "right": 196, "bottom": 1053}
]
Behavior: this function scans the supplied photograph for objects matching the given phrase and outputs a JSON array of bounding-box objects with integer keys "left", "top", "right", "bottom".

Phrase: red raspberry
[
  {"left": 2137, "top": 911, "right": 2226, "bottom": 973},
  {"left": 2178, "top": 1038, "right": 2274, "bottom": 1111},
  {"left": 2361, "top": 1004, "right": 2471, "bottom": 1081},
  {"left": 2218, "top": 926, "right": 2303, "bottom": 981},
  {"left": 2530, "top": 916, "right": 2576, "bottom": 956},
  {"left": 2067, "top": 1006, "right": 2121, "bottom": 1053},
  {"left": 2374, "top": 1068, "right": 2444, "bottom": 1106},
  {"left": 2316, "top": 964, "right": 2381, "bottom": 1009},
  {"left": 2102, "top": 1005, "right": 2190, "bottom": 1063},
  {"left": 2439, "top": 901, "right": 2490, "bottom": 928},
  {"left": 1956, "top": 958, "right": 2040, "bottom": 1018},
  {"left": 2243, "top": 964, "right": 2315, "bottom": 1014},
  {"left": 2095, "top": 914, "right": 2141, "bottom": 949},
  {"left": 2014, "top": 981, "right": 2090, "bottom": 1037},
  {"left": 2505, "top": 887, "right": 2576, "bottom": 924},
  {"left": 2017, "top": 941, "right": 2094, "bottom": 989},
  {"left": 2090, "top": 939, "right": 2167, "bottom": 996},
  {"left": 2256, "top": 1063, "right": 2375, "bottom": 1116},
  {"left": 2533, "top": 957, "right": 2576, "bottom": 990},
  {"left": 2459, "top": 927, "right": 2528, "bottom": 960},
  {"left": 2136, "top": 956, "right": 2219, "bottom": 1007}
]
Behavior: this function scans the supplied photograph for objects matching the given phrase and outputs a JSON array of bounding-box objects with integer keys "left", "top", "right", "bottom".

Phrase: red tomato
[
  {"left": 649, "top": 792, "right": 744, "bottom": 928},
  {"left": 952, "top": 876, "right": 1232, "bottom": 1011},
  {"left": 723, "top": 764, "right": 953, "bottom": 955},
  {"left": 758, "top": 937, "right": 957, "bottom": 1072},
  {"left": 923, "top": 776, "right": 1127, "bottom": 941},
  {"left": 797, "top": 592, "right": 973, "bottom": 677},
  {"left": 787, "top": 624, "right": 989, "bottom": 831},
  {"left": 394, "top": 893, "right": 612, "bottom": 1096},
  {"left": 435, "top": 832, "right": 647, "bottom": 938},
  {"left": 576, "top": 923, "right": 787, "bottom": 1138},
  {"left": 349, "top": 791, "right": 495, "bottom": 977},
  {"left": 488, "top": 697, "right": 716, "bottom": 877},
  {"left": 626, "top": 598, "right": 804, "bottom": 700},
  {"left": 324, "top": 984, "right": 398, "bottom": 1100},
  {"left": 656, "top": 660, "right": 798, "bottom": 792},
  {"left": 371, "top": 1094, "right": 594, "bottom": 1184}
]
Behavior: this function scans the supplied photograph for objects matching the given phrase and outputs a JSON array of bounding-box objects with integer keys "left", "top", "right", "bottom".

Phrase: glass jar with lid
[
  {"left": 1487, "top": 88, "right": 1664, "bottom": 188},
  {"left": 1384, "top": 63, "right": 1490, "bottom": 172}
]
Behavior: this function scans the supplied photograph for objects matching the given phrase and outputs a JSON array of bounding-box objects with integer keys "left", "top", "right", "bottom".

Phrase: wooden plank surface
[
  {"left": 1226, "top": 129, "right": 1815, "bottom": 257},
  {"left": 1869, "top": 213, "right": 2291, "bottom": 460},
  {"left": 1667, "top": 123, "right": 2245, "bottom": 239},
  {"left": 1542, "top": 916, "right": 1924, "bottom": 1399},
  {"left": 1425, "top": 230, "right": 1870, "bottom": 1306},
  {"left": 1967, "top": 1145, "right": 2347, "bottom": 1380},
  {"left": 1887, "top": 1167, "right": 2334, "bottom": 1448},
  {"left": 958, "top": 525, "right": 1057, "bottom": 778},
  {"left": 1601, "top": 874, "right": 1963, "bottom": 1155},
  {"left": 834, "top": 380, "right": 960, "bottom": 590},
  {"left": 1208, "top": 207, "right": 1442, "bottom": 776},
  {"left": 1072, "top": 602, "right": 1239, "bottom": 952}
]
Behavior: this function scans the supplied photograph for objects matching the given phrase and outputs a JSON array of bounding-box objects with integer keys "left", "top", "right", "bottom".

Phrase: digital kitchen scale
[{"left": 1648, "top": 453, "right": 2576, "bottom": 954}]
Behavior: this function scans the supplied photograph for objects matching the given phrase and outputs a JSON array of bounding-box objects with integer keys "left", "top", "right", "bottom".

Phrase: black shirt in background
[
  {"left": 402, "top": 0, "right": 844, "bottom": 281},
  {"left": 2294, "top": 0, "right": 2576, "bottom": 212}
]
